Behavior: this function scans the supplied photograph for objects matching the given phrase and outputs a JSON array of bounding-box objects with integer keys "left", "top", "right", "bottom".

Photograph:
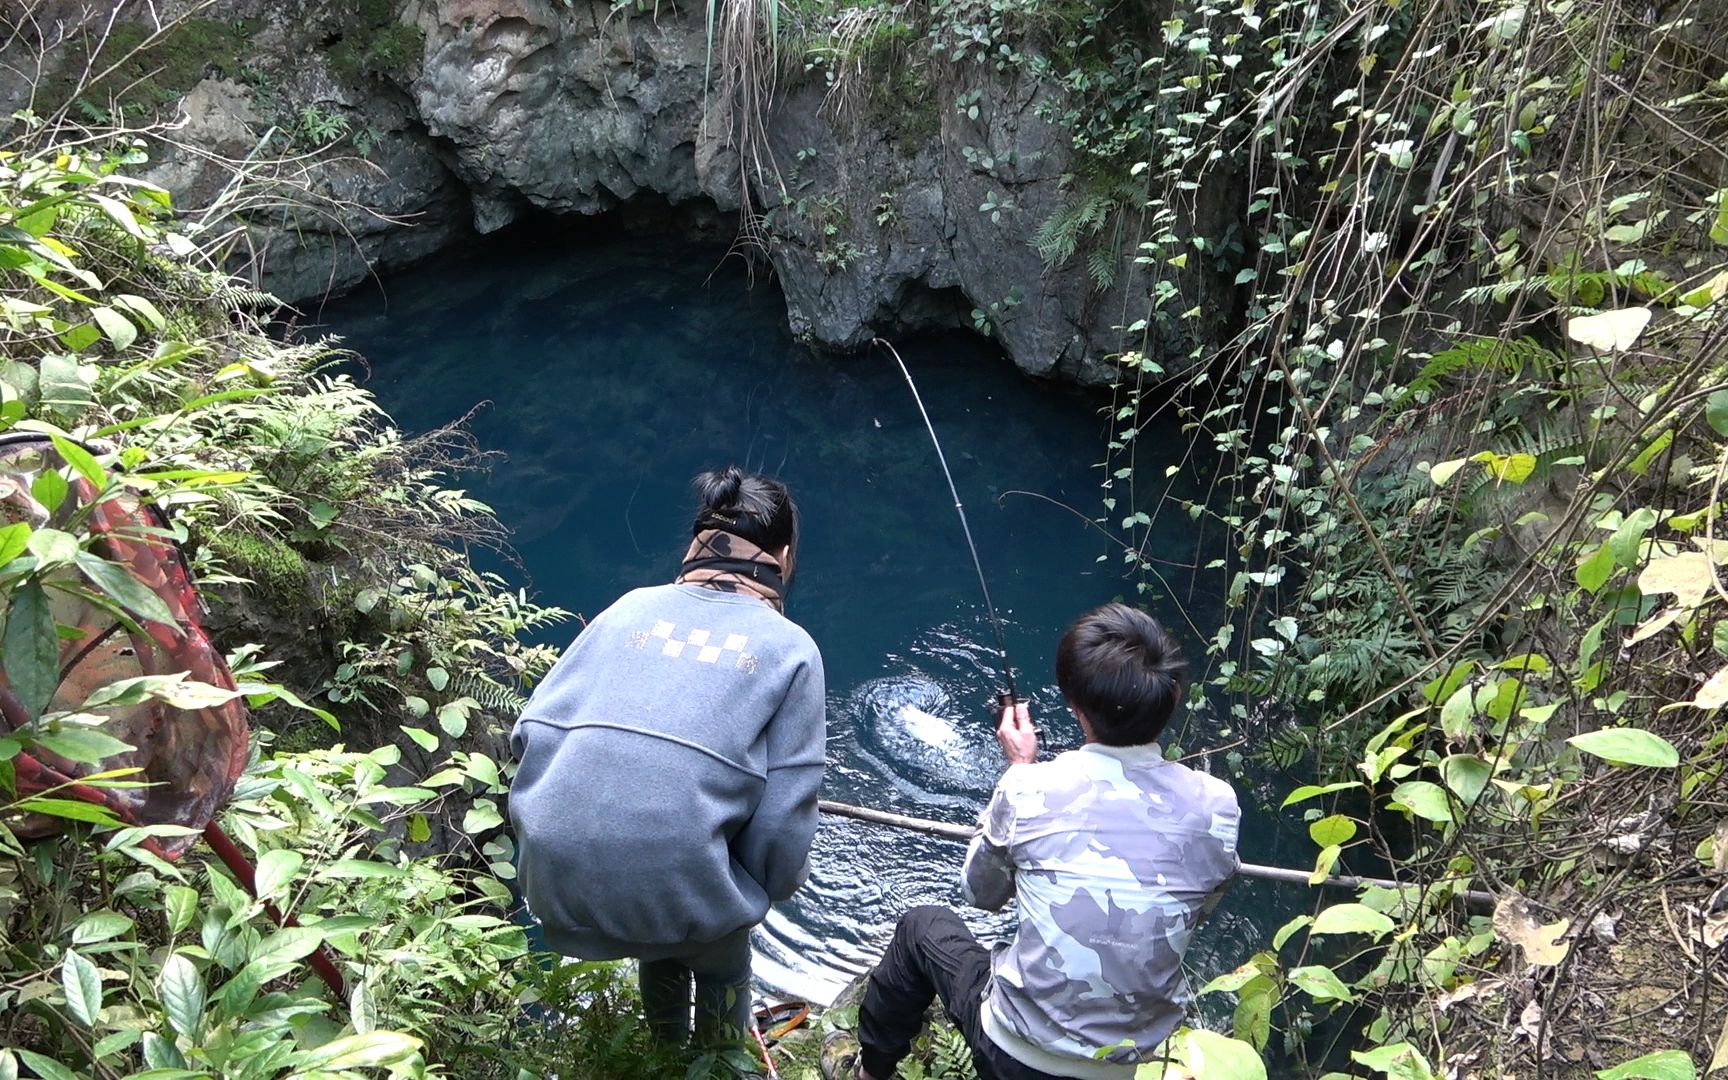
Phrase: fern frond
[{"left": 1086, "top": 246, "right": 1118, "bottom": 290}]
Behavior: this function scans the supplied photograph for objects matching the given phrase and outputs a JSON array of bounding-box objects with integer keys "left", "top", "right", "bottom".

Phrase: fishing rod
[
  {"left": 873, "top": 338, "right": 1018, "bottom": 705},
  {"left": 818, "top": 800, "right": 1496, "bottom": 910}
]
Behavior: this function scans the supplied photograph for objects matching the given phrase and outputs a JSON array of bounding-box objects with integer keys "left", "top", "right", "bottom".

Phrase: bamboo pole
[{"left": 818, "top": 800, "right": 1496, "bottom": 910}]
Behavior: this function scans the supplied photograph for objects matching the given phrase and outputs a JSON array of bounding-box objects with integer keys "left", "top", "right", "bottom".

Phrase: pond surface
[{"left": 317, "top": 223, "right": 1311, "bottom": 1012}]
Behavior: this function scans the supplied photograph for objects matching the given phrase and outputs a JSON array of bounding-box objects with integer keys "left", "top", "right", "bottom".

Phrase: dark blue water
[{"left": 318, "top": 226, "right": 1308, "bottom": 1008}]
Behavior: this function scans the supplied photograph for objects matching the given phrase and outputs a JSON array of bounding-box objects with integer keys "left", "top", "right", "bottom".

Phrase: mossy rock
[
  {"left": 205, "top": 531, "right": 310, "bottom": 608},
  {"left": 327, "top": 0, "right": 427, "bottom": 82},
  {"left": 44, "top": 17, "right": 258, "bottom": 119},
  {"left": 864, "top": 68, "right": 941, "bottom": 150}
]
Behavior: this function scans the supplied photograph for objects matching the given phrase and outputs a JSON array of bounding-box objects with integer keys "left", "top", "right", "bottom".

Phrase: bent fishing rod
[
  {"left": 817, "top": 800, "right": 1496, "bottom": 909},
  {"left": 874, "top": 338, "right": 1018, "bottom": 705}
]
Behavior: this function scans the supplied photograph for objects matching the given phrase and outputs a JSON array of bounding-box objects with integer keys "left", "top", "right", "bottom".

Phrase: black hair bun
[{"left": 694, "top": 466, "right": 746, "bottom": 512}]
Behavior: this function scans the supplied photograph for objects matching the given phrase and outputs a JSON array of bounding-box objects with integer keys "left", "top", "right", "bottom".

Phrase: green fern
[
  {"left": 452, "top": 672, "right": 530, "bottom": 716},
  {"left": 213, "top": 282, "right": 283, "bottom": 312},
  {"left": 1033, "top": 191, "right": 1115, "bottom": 271},
  {"left": 1398, "top": 336, "right": 1560, "bottom": 405},
  {"left": 1086, "top": 245, "right": 1119, "bottom": 291}
]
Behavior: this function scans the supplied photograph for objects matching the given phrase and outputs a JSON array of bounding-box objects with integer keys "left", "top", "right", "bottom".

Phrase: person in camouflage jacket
[{"left": 830, "top": 603, "right": 1241, "bottom": 1080}]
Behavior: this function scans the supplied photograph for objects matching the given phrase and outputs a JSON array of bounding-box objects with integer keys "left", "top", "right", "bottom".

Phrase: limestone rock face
[
  {"left": 412, "top": 0, "right": 712, "bottom": 228},
  {"left": 407, "top": 0, "right": 1236, "bottom": 379},
  {"left": 143, "top": 78, "right": 468, "bottom": 307},
  {"left": 11, "top": 0, "right": 1239, "bottom": 377}
]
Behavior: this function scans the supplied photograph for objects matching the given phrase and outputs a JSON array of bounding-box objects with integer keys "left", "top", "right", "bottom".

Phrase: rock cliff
[{"left": 3, "top": 0, "right": 1238, "bottom": 380}]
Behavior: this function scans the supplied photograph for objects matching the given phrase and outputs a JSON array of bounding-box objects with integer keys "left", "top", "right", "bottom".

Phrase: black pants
[
  {"left": 637, "top": 928, "right": 753, "bottom": 1046},
  {"left": 858, "top": 906, "right": 1063, "bottom": 1080}
]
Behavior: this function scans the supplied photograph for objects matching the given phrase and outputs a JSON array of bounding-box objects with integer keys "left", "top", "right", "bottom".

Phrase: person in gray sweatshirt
[{"left": 509, "top": 467, "right": 826, "bottom": 1047}]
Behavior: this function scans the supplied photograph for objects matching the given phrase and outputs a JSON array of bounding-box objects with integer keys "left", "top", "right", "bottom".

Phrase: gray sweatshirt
[{"left": 509, "top": 583, "right": 827, "bottom": 959}]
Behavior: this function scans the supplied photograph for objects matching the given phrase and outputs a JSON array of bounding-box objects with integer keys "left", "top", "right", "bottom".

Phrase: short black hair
[{"left": 1055, "top": 603, "right": 1186, "bottom": 747}]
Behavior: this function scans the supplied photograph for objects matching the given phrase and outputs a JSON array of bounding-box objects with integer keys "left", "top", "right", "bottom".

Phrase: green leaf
[
  {"left": 463, "top": 800, "right": 504, "bottom": 834},
  {"left": 1608, "top": 507, "right": 1659, "bottom": 567},
  {"left": 1309, "top": 814, "right": 1357, "bottom": 847},
  {"left": 38, "top": 353, "right": 95, "bottom": 419},
  {"left": 157, "top": 953, "right": 205, "bottom": 1039},
  {"left": 438, "top": 701, "right": 469, "bottom": 737},
  {"left": 1428, "top": 457, "right": 1466, "bottom": 486},
  {"left": 14, "top": 796, "right": 121, "bottom": 824},
  {"left": 33, "top": 725, "right": 134, "bottom": 764},
  {"left": 32, "top": 469, "right": 68, "bottom": 513},
  {"left": 112, "top": 293, "right": 166, "bottom": 330},
  {"left": 253, "top": 848, "right": 304, "bottom": 904},
  {"left": 427, "top": 666, "right": 450, "bottom": 691},
  {"left": 401, "top": 725, "right": 439, "bottom": 752},
  {"left": 1200, "top": 958, "right": 1274, "bottom": 995},
  {"left": 164, "top": 884, "right": 199, "bottom": 935},
  {"left": 1311, "top": 843, "right": 1342, "bottom": 884},
  {"left": 51, "top": 434, "right": 106, "bottom": 489},
  {"left": 60, "top": 321, "right": 102, "bottom": 353},
  {"left": 1352, "top": 1042, "right": 1438, "bottom": 1080},
  {"left": 1440, "top": 684, "right": 1476, "bottom": 740},
  {"left": 0, "top": 521, "right": 30, "bottom": 566},
  {"left": 91, "top": 193, "right": 147, "bottom": 238},
  {"left": 27, "top": 525, "right": 78, "bottom": 567},
  {"left": 1272, "top": 914, "right": 1312, "bottom": 950},
  {"left": 1281, "top": 781, "right": 1362, "bottom": 808},
  {"left": 1288, "top": 964, "right": 1354, "bottom": 1003},
  {"left": 1567, "top": 728, "right": 1680, "bottom": 768},
  {"left": 14, "top": 1051, "right": 81, "bottom": 1080},
  {"left": 1309, "top": 903, "right": 1396, "bottom": 938},
  {"left": 295, "top": 1031, "right": 424, "bottom": 1070},
  {"left": 1710, "top": 390, "right": 1728, "bottom": 438},
  {"left": 1233, "top": 979, "right": 1275, "bottom": 1051},
  {"left": 1391, "top": 780, "right": 1454, "bottom": 822},
  {"left": 72, "top": 910, "right": 134, "bottom": 944},
  {"left": 408, "top": 812, "right": 432, "bottom": 843},
  {"left": 1175, "top": 1028, "right": 1267, "bottom": 1080},
  {"left": 1440, "top": 754, "right": 1492, "bottom": 805},
  {"left": 247, "top": 926, "right": 325, "bottom": 980},
  {"left": 320, "top": 857, "right": 409, "bottom": 879},
  {"left": 1576, "top": 544, "right": 1615, "bottom": 593},
  {"left": 1594, "top": 1050, "right": 1697, "bottom": 1080},
  {"left": 5, "top": 580, "right": 60, "bottom": 718},
  {"left": 62, "top": 947, "right": 103, "bottom": 1025},
  {"left": 74, "top": 550, "right": 178, "bottom": 625},
  {"left": 91, "top": 305, "right": 138, "bottom": 351}
]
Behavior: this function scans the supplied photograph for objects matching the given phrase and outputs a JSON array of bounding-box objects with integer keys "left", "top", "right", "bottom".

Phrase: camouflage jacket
[{"left": 962, "top": 742, "right": 1241, "bottom": 1078}]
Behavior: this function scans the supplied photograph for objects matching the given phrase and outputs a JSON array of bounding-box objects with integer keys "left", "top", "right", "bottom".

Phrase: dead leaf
[
  {"left": 1566, "top": 307, "right": 1653, "bottom": 352},
  {"left": 1494, "top": 895, "right": 1573, "bottom": 966},
  {"left": 1628, "top": 606, "right": 1685, "bottom": 644},
  {"left": 1515, "top": 999, "right": 1545, "bottom": 1042},
  {"left": 1588, "top": 911, "right": 1619, "bottom": 944},
  {"left": 1436, "top": 980, "right": 1500, "bottom": 1012},
  {"left": 1709, "top": 1011, "right": 1728, "bottom": 1074},
  {"left": 1703, "top": 884, "right": 1728, "bottom": 950},
  {"left": 1693, "top": 537, "right": 1728, "bottom": 565},
  {"left": 1694, "top": 667, "right": 1728, "bottom": 710},
  {"left": 1637, "top": 552, "right": 1716, "bottom": 608},
  {"left": 1716, "top": 821, "right": 1728, "bottom": 874}
]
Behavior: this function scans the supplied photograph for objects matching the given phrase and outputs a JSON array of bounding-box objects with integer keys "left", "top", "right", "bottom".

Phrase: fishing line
[{"left": 873, "top": 338, "right": 1018, "bottom": 704}]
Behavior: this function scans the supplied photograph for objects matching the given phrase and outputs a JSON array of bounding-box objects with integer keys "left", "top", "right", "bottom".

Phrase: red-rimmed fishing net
[{"left": 0, "top": 433, "right": 248, "bottom": 858}]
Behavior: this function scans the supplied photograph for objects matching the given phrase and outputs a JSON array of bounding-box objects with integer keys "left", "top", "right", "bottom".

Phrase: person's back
[
  {"left": 509, "top": 467, "right": 826, "bottom": 1049},
  {"left": 968, "top": 740, "right": 1239, "bottom": 1072},
  {"left": 511, "top": 581, "right": 824, "bottom": 954}
]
